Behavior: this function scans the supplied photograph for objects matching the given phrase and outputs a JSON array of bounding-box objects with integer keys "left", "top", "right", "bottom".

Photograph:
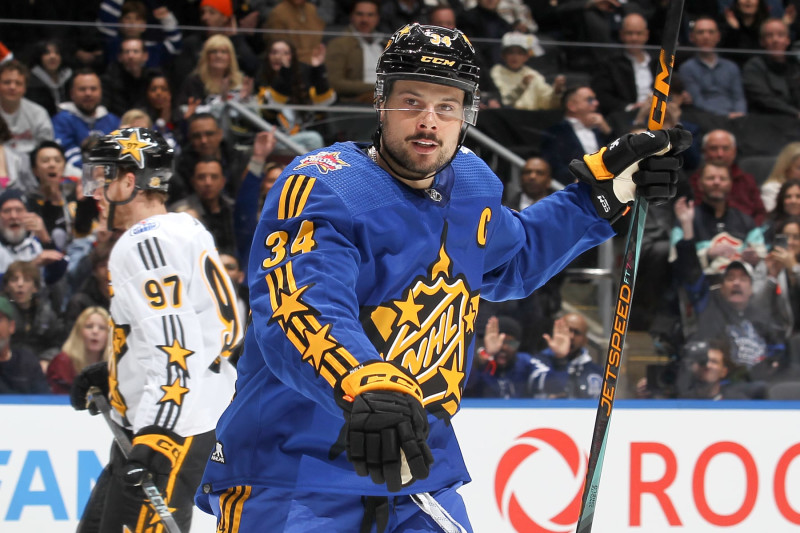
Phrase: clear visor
[
  {"left": 375, "top": 76, "right": 479, "bottom": 126},
  {"left": 81, "top": 163, "right": 117, "bottom": 197}
]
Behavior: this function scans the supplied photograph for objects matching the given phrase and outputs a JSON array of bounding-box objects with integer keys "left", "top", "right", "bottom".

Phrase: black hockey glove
[
  {"left": 70, "top": 361, "right": 109, "bottom": 414},
  {"left": 569, "top": 127, "right": 693, "bottom": 223},
  {"left": 122, "top": 425, "right": 184, "bottom": 491},
  {"left": 337, "top": 361, "right": 434, "bottom": 492}
]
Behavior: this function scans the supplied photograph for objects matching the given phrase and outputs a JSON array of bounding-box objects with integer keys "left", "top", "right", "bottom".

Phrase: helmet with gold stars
[{"left": 82, "top": 127, "right": 174, "bottom": 197}]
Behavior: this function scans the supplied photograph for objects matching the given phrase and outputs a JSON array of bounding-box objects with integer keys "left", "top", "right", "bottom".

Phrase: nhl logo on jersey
[
  {"left": 363, "top": 226, "right": 480, "bottom": 419},
  {"left": 210, "top": 441, "right": 226, "bottom": 464},
  {"left": 293, "top": 151, "right": 350, "bottom": 174}
]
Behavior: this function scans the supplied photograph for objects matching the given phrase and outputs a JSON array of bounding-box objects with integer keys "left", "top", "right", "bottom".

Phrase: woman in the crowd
[
  {"left": 142, "top": 68, "right": 182, "bottom": 148},
  {"left": 255, "top": 39, "right": 335, "bottom": 151},
  {"left": 720, "top": 0, "right": 772, "bottom": 65},
  {"left": 45, "top": 306, "right": 111, "bottom": 394},
  {"left": 178, "top": 34, "right": 250, "bottom": 108},
  {"left": 25, "top": 39, "right": 72, "bottom": 117},
  {"left": 26, "top": 141, "right": 97, "bottom": 252},
  {"left": 761, "top": 142, "right": 800, "bottom": 212},
  {"left": 754, "top": 216, "right": 800, "bottom": 338},
  {"left": 762, "top": 178, "right": 800, "bottom": 246}
]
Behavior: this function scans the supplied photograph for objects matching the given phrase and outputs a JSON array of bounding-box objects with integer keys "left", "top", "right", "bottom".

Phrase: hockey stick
[
  {"left": 87, "top": 387, "right": 184, "bottom": 533},
  {"left": 574, "top": 1, "right": 685, "bottom": 532}
]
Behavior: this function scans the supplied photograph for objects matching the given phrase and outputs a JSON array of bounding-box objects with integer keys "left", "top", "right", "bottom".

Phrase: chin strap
[{"left": 104, "top": 184, "right": 139, "bottom": 231}]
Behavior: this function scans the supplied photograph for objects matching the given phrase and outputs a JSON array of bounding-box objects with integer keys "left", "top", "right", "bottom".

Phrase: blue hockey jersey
[{"left": 197, "top": 142, "right": 614, "bottom": 503}]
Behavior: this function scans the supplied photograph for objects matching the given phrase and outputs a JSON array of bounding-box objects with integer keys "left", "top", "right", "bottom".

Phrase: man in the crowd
[
  {"left": 326, "top": 0, "right": 383, "bottom": 104},
  {"left": 678, "top": 16, "right": 747, "bottom": 118},
  {"left": 504, "top": 156, "right": 557, "bottom": 210},
  {"left": 0, "top": 295, "right": 49, "bottom": 394},
  {"left": 171, "top": 157, "right": 237, "bottom": 257},
  {"left": 674, "top": 162, "right": 765, "bottom": 277},
  {"left": 0, "top": 189, "right": 64, "bottom": 280},
  {"left": 542, "top": 85, "right": 612, "bottom": 186},
  {"left": 742, "top": 18, "right": 800, "bottom": 118},
  {"left": 465, "top": 315, "right": 537, "bottom": 398},
  {"left": 52, "top": 69, "right": 120, "bottom": 176},
  {"left": 689, "top": 129, "right": 766, "bottom": 225},
  {"left": 0, "top": 60, "right": 53, "bottom": 155},
  {"left": 101, "top": 37, "right": 150, "bottom": 116},
  {"left": 529, "top": 312, "right": 603, "bottom": 398},
  {"left": 173, "top": 112, "right": 247, "bottom": 202},
  {"left": 591, "top": 12, "right": 655, "bottom": 115}
]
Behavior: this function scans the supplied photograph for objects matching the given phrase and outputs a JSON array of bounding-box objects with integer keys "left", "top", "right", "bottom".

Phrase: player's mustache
[{"left": 406, "top": 134, "right": 441, "bottom": 145}]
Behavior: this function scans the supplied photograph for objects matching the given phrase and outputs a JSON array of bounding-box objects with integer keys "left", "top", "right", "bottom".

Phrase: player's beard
[{"left": 381, "top": 124, "right": 454, "bottom": 180}]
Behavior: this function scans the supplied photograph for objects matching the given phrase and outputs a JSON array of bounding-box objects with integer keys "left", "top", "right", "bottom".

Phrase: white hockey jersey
[{"left": 107, "top": 212, "right": 242, "bottom": 436}]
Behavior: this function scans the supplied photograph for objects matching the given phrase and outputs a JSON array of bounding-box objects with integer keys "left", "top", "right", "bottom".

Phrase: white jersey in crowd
[{"left": 107, "top": 212, "right": 242, "bottom": 436}]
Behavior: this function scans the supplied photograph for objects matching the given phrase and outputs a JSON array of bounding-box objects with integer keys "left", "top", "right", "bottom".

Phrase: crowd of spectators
[{"left": 1, "top": 0, "right": 800, "bottom": 400}]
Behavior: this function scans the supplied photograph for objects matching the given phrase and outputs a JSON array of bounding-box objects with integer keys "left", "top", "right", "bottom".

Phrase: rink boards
[{"left": 1, "top": 397, "right": 799, "bottom": 533}]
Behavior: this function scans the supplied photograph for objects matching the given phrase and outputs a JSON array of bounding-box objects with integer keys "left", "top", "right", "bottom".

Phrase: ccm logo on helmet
[{"left": 421, "top": 56, "right": 455, "bottom": 67}]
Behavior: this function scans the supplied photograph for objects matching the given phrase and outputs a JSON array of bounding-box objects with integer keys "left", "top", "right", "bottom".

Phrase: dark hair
[
  {"left": 0, "top": 115, "right": 11, "bottom": 143},
  {"left": 67, "top": 67, "right": 101, "bottom": 94},
  {"left": 770, "top": 178, "right": 800, "bottom": 221},
  {"left": 259, "top": 39, "right": 308, "bottom": 105},
  {"left": 29, "top": 140, "right": 66, "bottom": 169},
  {"left": 349, "top": 0, "right": 380, "bottom": 14},
  {"left": 194, "top": 155, "right": 224, "bottom": 173},
  {"left": 731, "top": 0, "right": 770, "bottom": 27},
  {"left": 560, "top": 85, "right": 588, "bottom": 110},
  {"left": 187, "top": 112, "right": 219, "bottom": 128},
  {"left": 29, "top": 40, "right": 64, "bottom": 70},
  {"left": 121, "top": 0, "right": 147, "bottom": 20},
  {"left": 0, "top": 59, "right": 29, "bottom": 81}
]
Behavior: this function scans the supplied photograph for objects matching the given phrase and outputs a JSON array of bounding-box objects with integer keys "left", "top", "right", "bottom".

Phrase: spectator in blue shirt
[
  {"left": 529, "top": 312, "right": 603, "bottom": 399},
  {"left": 465, "top": 315, "right": 536, "bottom": 399},
  {"left": 678, "top": 16, "right": 747, "bottom": 118}
]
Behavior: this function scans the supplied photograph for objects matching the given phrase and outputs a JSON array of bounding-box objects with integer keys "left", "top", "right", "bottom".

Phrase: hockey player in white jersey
[{"left": 70, "top": 127, "right": 243, "bottom": 533}]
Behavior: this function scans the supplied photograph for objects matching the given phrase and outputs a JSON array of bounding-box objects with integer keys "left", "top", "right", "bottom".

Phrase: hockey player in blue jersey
[{"left": 196, "top": 23, "right": 692, "bottom": 532}]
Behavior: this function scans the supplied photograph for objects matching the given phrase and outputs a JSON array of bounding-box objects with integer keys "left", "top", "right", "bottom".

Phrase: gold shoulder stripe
[
  {"left": 278, "top": 175, "right": 316, "bottom": 220},
  {"left": 216, "top": 485, "right": 252, "bottom": 533}
]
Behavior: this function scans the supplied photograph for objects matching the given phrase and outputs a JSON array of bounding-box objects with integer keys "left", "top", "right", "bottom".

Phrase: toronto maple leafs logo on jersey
[
  {"left": 362, "top": 225, "right": 480, "bottom": 419},
  {"left": 293, "top": 151, "right": 350, "bottom": 174}
]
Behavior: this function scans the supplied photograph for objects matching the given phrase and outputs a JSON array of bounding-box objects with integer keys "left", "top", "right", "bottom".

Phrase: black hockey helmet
[
  {"left": 375, "top": 23, "right": 481, "bottom": 126},
  {"left": 82, "top": 127, "right": 174, "bottom": 197}
]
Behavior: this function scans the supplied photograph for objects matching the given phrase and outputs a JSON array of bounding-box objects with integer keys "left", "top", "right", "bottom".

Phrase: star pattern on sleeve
[
  {"left": 159, "top": 377, "right": 190, "bottom": 406},
  {"left": 158, "top": 339, "right": 194, "bottom": 372},
  {"left": 438, "top": 358, "right": 463, "bottom": 403},
  {"left": 302, "top": 323, "right": 338, "bottom": 374},
  {"left": 271, "top": 284, "right": 311, "bottom": 324}
]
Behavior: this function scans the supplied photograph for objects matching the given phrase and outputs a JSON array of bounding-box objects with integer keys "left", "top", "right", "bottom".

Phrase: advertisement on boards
[{"left": 1, "top": 398, "right": 799, "bottom": 532}]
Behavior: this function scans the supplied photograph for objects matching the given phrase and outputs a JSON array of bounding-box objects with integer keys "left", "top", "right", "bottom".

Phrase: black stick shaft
[
  {"left": 88, "top": 387, "right": 184, "bottom": 533},
  {"left": 575, "top": 1, "right": 685, "bottom": 531}
]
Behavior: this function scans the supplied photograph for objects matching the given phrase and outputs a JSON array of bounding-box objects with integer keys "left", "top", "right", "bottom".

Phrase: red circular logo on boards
[{"left": 495, "top": 428, "right": 587, "bottom": 533}]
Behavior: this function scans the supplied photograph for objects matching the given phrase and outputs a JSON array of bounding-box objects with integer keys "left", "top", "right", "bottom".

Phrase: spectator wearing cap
[
  {"left": 683, "top": 259, "right": 789, "bottom": 379},
  {"left": 464, "top": 315, "right": 538, "bottom": 398},
  {"left": 490, "top": 32, "right": 565, "bottom": 111},
  {"left": 529, "top": 312, "right": 603, "bottom": 399},
  {"left": 0, "top": 189, "right": 66, "bottom": 283},
  {"left": 0, "top": 60, "right": 54, "bottom": 156},
  {"left": 0, "top": 295, "right": 50, "bottom": 394}
]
